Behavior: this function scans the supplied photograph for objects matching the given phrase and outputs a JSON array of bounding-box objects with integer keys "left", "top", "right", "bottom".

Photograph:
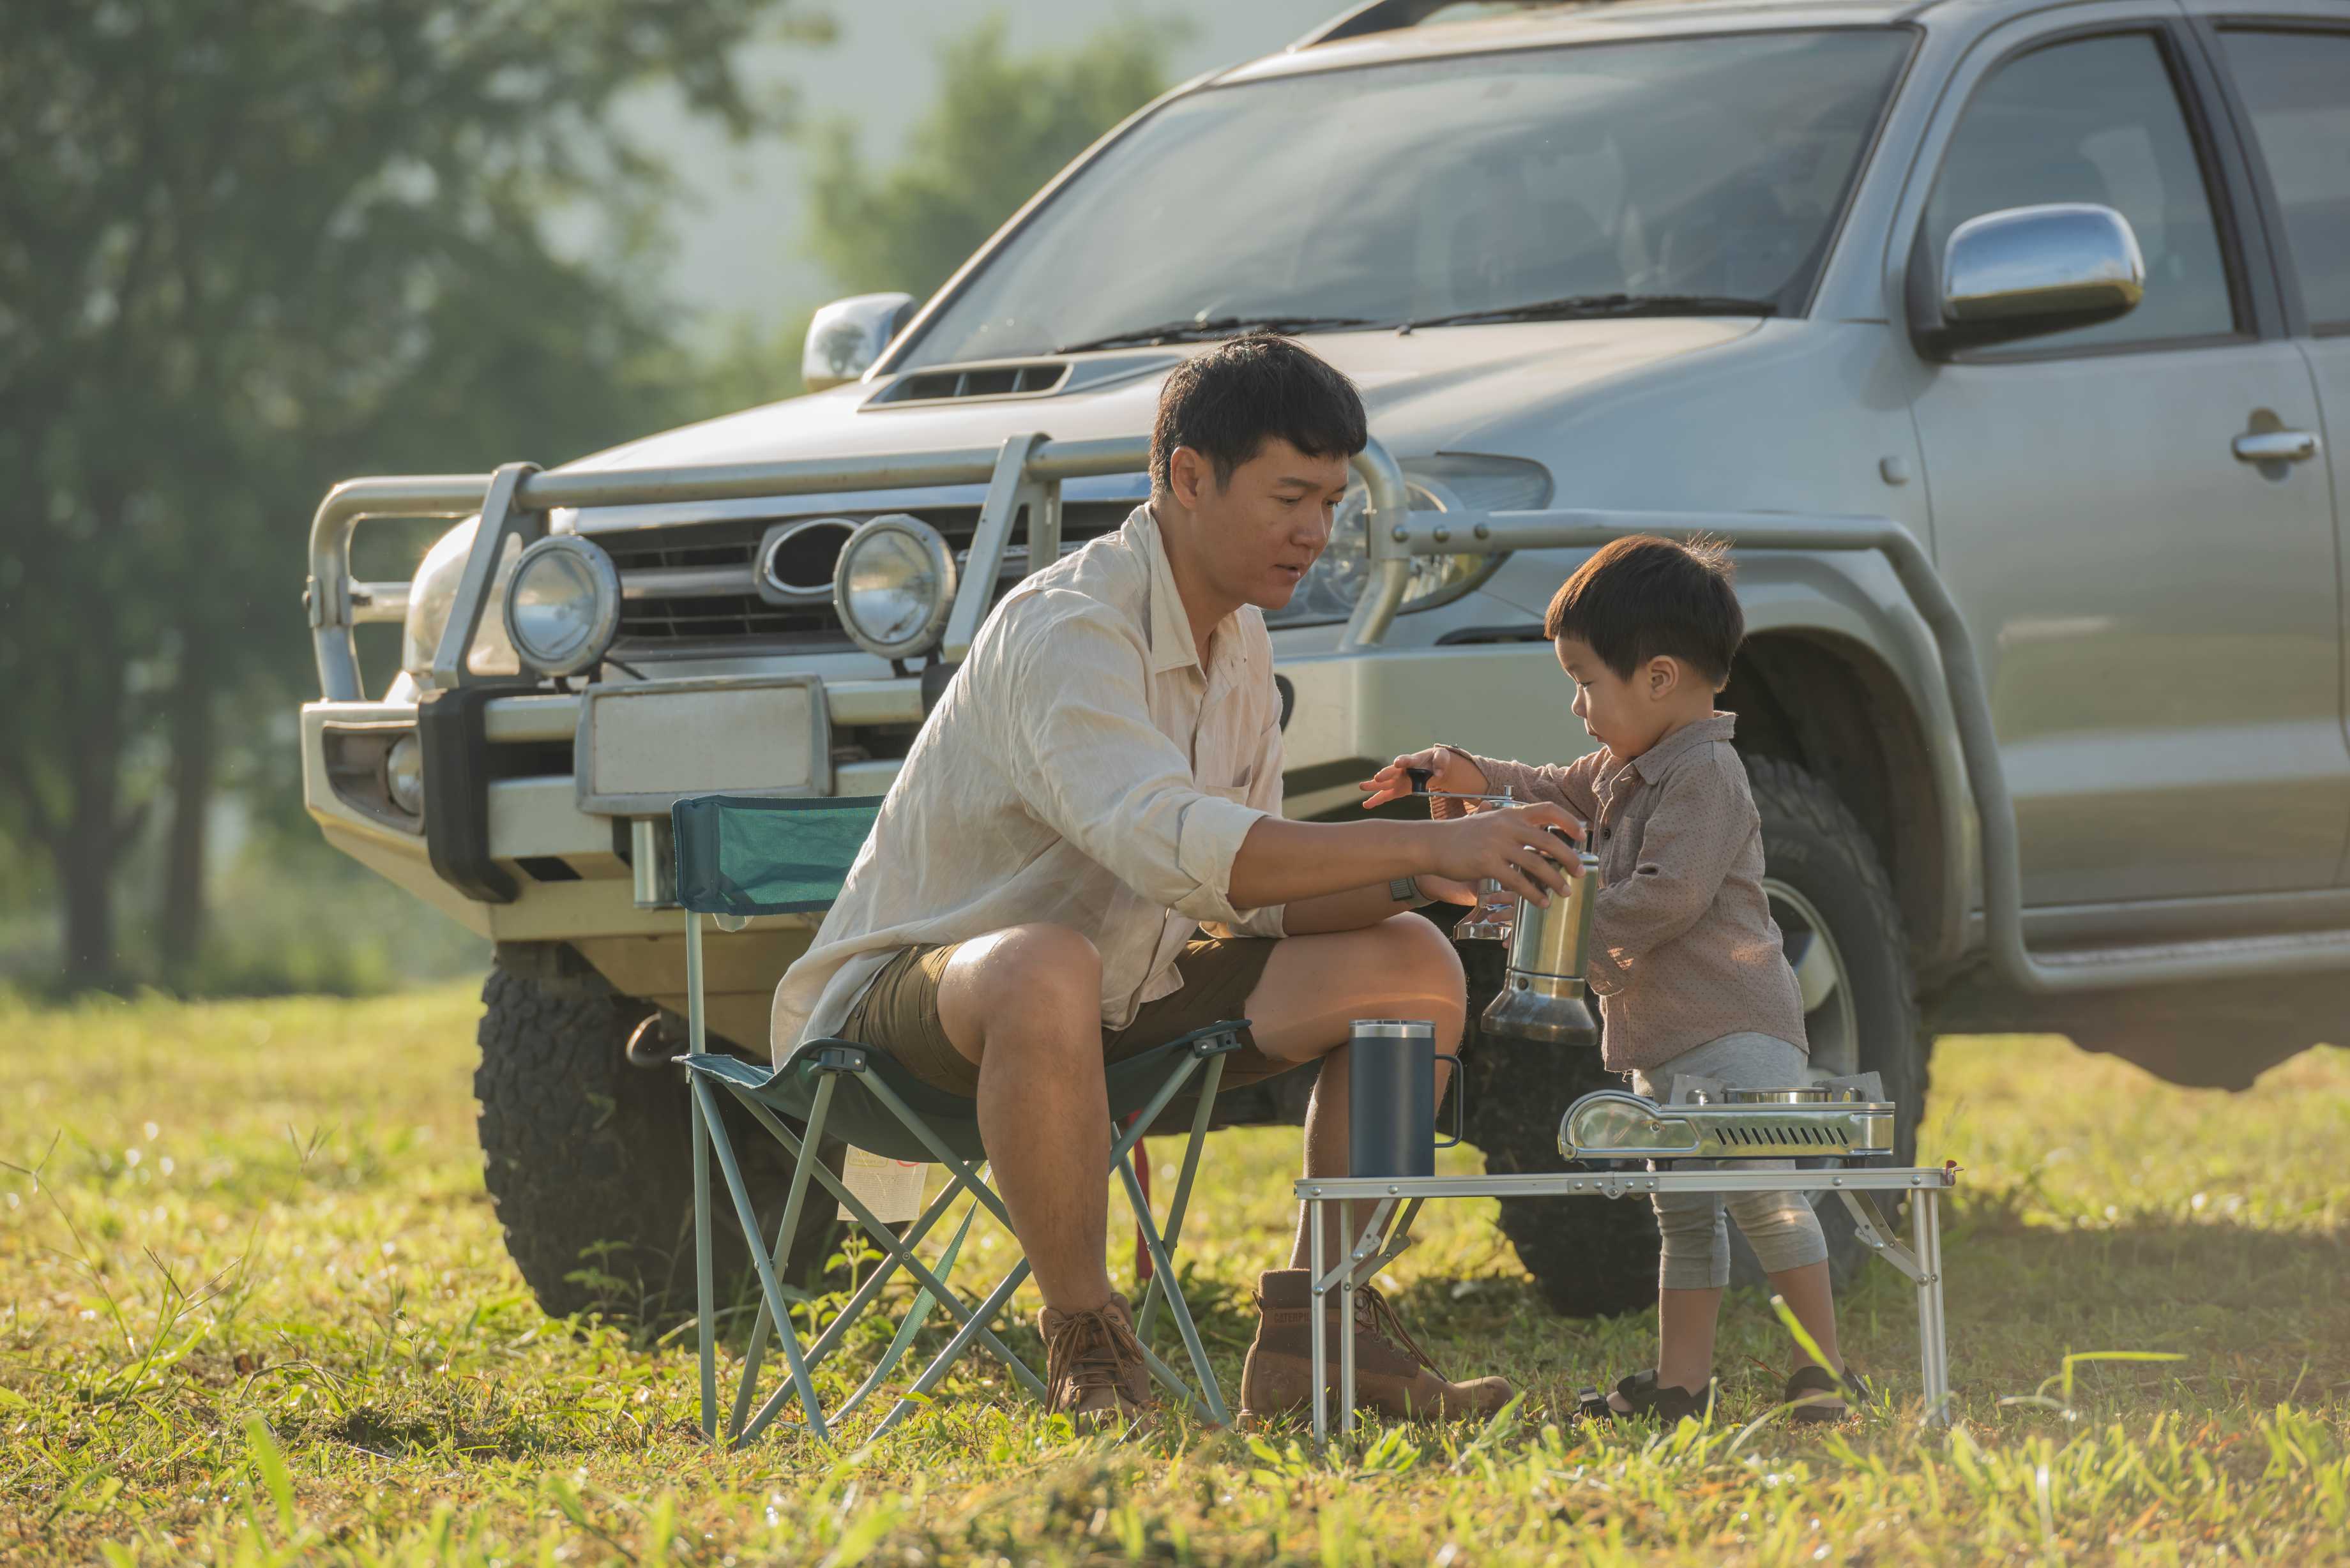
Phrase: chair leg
[
  {"left": 1135, "top": 1054, "right": 1226, "bottom": 1342},
  {"left": 737, "top": 1183, "right": 983, "bottom": 1444},
  {"left": 728, "top": 1089, "right": 1047, "bottom": 1400},
  {"left": 1115, "top": 1149, "right": 1229, "bottom": 1426},
  {"left": 692, "top": 1080, "right": 717, "bottom": 1445},
  {"left": 871, "top": 1257, "right": 1037, "bottom": 1438},
  {"left": 729, "top": 1074, "right": 838, "bottom": 1442},
  {"left": 695, "top": 1078, "right": 831, "bottom": 1445}
]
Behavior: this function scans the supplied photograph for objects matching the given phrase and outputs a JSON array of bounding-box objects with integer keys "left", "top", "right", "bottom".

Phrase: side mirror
[
  {"left": 1909, "top": 203, "right": 2144, "bottom": 358},
  {"left": 802, "top": 292, "right": 917, "bottom": 392}
]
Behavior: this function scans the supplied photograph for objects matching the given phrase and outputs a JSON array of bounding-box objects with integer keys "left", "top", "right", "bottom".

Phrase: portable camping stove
[{"left": 1558, "top": 1084, "right": 1897, "bottom": 1163}]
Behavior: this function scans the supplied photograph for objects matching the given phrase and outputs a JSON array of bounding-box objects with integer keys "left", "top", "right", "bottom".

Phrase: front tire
[
  {"left": 1735, "top": 757, "right": 1929, "bottom": 1285},
  {"left": 473, "top": 951, "right": 837, "bottom": 1323}
]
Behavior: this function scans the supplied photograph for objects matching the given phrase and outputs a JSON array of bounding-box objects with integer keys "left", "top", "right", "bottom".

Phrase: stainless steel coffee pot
[
  {"left": 1406, "top": 770, "right": 1601, "bottom": 1048},
  {"left": 1480, "top": 829, "right": 1602, "bottom": 1048}
]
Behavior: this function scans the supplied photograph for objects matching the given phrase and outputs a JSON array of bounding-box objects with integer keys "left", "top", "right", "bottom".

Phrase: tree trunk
[
  {"left": 160, "top": 632, "right": 216, "bottom": 974},
  {"left": 57, "top": 637, "right": 130, "bottom": 991}
]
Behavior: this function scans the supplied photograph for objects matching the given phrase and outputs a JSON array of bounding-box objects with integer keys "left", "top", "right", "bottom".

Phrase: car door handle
[{"left": 2232, "top": 430, "right": 2320, "bottom": 464}]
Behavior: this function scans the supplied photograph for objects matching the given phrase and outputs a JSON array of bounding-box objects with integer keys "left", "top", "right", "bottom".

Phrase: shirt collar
[
  {"left": 1135, "top": 502, "right": 1229, "bottom": 676},
  {"left": 1629, "top": 712, "right": 1738, "bottom": 783}
]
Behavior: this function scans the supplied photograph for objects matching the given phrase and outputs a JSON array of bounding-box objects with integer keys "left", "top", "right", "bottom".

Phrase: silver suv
[{"left": 300, "top": 0, "right": 2350, "bottom": 1318}]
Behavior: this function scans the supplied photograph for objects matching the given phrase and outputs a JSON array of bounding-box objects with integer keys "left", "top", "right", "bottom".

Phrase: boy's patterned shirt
[{"left": 1446, "top": 714, "right": 1808, "bottom": 1073}]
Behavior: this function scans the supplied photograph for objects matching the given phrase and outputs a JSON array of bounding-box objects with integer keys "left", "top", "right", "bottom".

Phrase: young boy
[{"left": 1362, "top": 534, "right": 1866, "bottom": 1422}]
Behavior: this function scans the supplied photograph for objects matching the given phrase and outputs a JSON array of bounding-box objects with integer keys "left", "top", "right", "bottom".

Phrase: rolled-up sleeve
[
  {"left": 1202, "top": 718, "right": 1289, "bottom": 940},
  {"left": 999, "top": 603, "right": 1265, "bottom": 926}
]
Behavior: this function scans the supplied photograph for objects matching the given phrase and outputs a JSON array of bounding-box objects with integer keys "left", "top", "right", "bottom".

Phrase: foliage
[
  {"left": 807, "top": 16, "right": 1178, "bottom": 300},
  {"left": 0, "top": 0, "right": 830, "bottom": 987},
  {"left": 3, "top": 1000, "right": 2346, "bottom": 1563}
]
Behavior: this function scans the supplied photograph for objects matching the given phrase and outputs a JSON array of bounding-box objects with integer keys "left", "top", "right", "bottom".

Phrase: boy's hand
[
  {"left": 1360, "top": 746, "right": 1488, "bottom": 810},
  {"left": 1428, "top": 803, "right": 1584, "bottom": 906}
]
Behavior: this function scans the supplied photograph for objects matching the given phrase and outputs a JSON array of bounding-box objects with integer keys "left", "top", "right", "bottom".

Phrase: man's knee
[
  {"left": 948, "top": 924, "right": 1102, "bottom": 1050},
  {"left": 1369, "top": 912, "right": 1466, "bottom": 1014}
]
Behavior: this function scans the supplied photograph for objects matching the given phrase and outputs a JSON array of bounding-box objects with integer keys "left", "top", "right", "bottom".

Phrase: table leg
[
  {"left": 1339, "top": 1198, "right": 1356, "bottom": 1437},
  {"left": 1920, "top": 1187, "right": 1950, "bottom": 1426},
  {"left": 1310, "top": 1199, "right": 1328, "bottom": 1449}
]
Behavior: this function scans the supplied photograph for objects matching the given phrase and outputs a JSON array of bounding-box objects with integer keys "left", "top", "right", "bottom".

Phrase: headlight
[
  {"left": 832, "top": 514, "right": 957, "bottom": 661},
  {"left": 503, "top": 536, "right": 621, "bottom": 677},
  {"left": 383, "top": 732, "right": 426, "bottom": 818},
  {"left": 1271, "top": 455, "right": 1553, "bottom": 626},
  {"left": 401, "top": 518, "right": 522, "bottom": 686}
]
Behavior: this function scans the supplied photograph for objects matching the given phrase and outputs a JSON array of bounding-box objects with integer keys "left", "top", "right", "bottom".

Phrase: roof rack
[{"left": 1295, "top": 0, "right": 1578, "bottom": 49}]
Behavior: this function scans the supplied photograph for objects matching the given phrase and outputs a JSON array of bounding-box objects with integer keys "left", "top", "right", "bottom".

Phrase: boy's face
[{"left": 1556, "top": 635, "right": 1707, "bottom": 759}]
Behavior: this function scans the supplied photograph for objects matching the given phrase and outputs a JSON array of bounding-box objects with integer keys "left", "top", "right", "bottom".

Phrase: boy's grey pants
[{"left": 1630, "top": 1031, "right": 1829, "bottom": 1291}]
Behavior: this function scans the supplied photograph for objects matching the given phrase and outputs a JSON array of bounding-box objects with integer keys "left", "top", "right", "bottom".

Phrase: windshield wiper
[
  {"left": 1052, "top": 313, "right": 1376, "bottom": 354},
  {"left": 1396, "top": 293, "right": 1780, "bottom": 333}
]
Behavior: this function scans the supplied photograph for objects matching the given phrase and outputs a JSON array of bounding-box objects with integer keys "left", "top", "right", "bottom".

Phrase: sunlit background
[{"left": 0, "top": 0, "right": 1344, "bottom": 999}]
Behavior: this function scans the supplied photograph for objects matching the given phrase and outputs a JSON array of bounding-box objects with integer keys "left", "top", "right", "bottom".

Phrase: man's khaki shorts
[{"left": 838, "top": 933, "right": 1298, "bottom": 1099}]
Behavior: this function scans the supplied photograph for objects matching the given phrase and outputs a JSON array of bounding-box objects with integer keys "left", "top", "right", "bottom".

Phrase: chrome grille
[{"left": 593, "top": 501, "right": 1136, "bottom": 652}]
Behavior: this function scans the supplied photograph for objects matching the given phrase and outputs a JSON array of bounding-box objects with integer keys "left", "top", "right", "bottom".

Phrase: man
[{"left": 771, "top": 335, "right": 1577, "bottom": 1428}]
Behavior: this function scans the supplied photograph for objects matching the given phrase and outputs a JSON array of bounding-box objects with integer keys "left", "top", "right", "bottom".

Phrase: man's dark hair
[
  {"left": 1544, "top": 534, "right": 1744, "bottom": 684},
  {"left": 1150, "top": 333, "right": 1368, "bottom": 493}
]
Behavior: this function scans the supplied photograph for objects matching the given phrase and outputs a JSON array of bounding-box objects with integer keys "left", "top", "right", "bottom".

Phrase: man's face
[{"left": 1170, "top": 437, "right": 1351, "bottom": 612}]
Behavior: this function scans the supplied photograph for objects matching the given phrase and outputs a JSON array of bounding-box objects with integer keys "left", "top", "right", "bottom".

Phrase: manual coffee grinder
[{"left": 1409, "top": 769, "right": 1602, "bottom": 1050}]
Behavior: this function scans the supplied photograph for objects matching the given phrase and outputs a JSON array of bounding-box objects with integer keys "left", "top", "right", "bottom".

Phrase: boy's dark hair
[
  {"left": 1150, "top": 333, "right": 1368, "bottom": 494},
  {"left": 1544, "top": 534, "right": 1744, "bottom": 684}
]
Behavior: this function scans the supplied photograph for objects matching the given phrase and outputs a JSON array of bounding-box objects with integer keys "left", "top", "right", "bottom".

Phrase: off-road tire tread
[{"left": 474, "top": 960, "right": 830, "bottom": 1324}]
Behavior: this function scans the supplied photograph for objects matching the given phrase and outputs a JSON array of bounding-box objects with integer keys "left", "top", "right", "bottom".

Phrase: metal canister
[
  {"left": 1346, "top": 1018, "right": 1462, "bottom": 1178},
  {"left": 1478, "top": 831, "right": 1602, "bottom": 1048}
]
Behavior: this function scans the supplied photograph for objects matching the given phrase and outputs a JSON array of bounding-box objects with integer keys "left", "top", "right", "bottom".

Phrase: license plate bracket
[{"left": 575, "top": 675, "right": 832, "bottom": 815}]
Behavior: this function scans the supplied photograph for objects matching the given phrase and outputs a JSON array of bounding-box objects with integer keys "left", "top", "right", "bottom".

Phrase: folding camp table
[{"left": 1294, "top": 1163, "right": 1957, "bottom": 1444}]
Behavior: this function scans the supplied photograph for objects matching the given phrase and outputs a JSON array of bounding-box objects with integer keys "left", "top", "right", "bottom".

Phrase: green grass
[{"left": 3, "top": 986, "right": 2346, "bottom": 1564}]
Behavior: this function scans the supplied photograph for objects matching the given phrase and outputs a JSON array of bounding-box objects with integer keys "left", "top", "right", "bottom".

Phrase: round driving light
[
  {"left": 832, "top": 514, "right": 957, "bottom": 661},
  {"left": 383, "top": 732, "right": 427, "bottom": 819},
  {"left": 503, "top": 536, "right": 621, "bottom": 677}
]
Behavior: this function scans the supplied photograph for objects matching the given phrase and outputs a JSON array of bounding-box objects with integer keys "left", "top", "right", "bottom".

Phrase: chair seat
[{"left": 684, "top": 1018, "right": 1250, "bottom": 1165}]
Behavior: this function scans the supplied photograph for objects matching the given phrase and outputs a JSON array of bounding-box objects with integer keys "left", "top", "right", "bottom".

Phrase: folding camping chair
[{"left": 671, "top": 792, "right": 1243, "bottom": 1445}]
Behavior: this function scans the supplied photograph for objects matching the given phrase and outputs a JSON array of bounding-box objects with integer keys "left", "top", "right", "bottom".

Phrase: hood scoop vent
[
  {"left": 870, "top": 361, "right": 1070, "bottom": 405},
  {"left": 864, "top": 349, "right": 1181, "bottom": 410}
]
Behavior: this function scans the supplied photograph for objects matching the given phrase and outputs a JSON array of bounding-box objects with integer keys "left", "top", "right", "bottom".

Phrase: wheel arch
[{"left": 1725, "top": 621, "right": 1960, "bottom": 977}]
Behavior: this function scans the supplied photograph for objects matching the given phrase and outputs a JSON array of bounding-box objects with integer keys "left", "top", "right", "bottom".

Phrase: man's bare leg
[
  {"left": 933, "top": 923, "right": 1118, "bottom": 1315},
  {"left": 1234, "top": 913, "right": 1467, "bottom": 1272}
]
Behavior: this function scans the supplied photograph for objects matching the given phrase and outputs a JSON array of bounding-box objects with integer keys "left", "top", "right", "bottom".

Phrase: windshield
[{"left": 897, "top": 29, "right": 1913, "bottom": 368}]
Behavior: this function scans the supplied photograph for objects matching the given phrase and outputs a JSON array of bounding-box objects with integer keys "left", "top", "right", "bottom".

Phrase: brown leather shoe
[
  {"left": 1238, "top": 1269, "right": 1515, "bottom": 1422},
  {"left": 1038, "top": 1292, "right": 1155, "bottom": 1433}
]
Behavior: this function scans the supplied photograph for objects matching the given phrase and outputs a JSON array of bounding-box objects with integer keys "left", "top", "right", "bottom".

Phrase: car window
[
  {"left": 895, "top": 30, "right": 1914, "bottom": 369},
  {"left": 1924, "top": 33, "right": 2236, "bottom": 352},
  {"left": 2217, "top": 29, "right": 2350, "bottom": 331}
]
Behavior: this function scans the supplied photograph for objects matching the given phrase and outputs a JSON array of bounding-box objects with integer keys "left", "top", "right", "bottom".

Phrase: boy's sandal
[
  {"left": 1784, "top": 1364, "right": 1872, "bottom": 1424},
  {"left": 1575, "top": 1369, "right": 1713, "bottom": 1424}
]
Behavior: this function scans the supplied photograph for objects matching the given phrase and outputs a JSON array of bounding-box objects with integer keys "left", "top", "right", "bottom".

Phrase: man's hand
[
  {"left": 1359, "top": 746, "right": 1487, "bottom": 810},
  {"left": 1429, "top": 803, "right": 1584, "bottom": 906}
]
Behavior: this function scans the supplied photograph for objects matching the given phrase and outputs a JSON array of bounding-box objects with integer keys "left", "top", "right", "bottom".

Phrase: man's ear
[{"left": 1169, "top": 446, "right": 1209, "bottom": 512}]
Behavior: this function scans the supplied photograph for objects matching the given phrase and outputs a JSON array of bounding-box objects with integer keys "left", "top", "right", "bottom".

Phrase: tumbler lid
[{"left": 1349, "top": 1018, "right": 1437, "bottom": 1040}]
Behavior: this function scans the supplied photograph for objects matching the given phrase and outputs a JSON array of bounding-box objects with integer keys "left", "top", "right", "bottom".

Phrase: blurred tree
[
  {"left": 0, "top": 0, "right": 831, "bottom": 988},
  {"left": 805, "top": 16, "right": 1178, "bottom": 301}
]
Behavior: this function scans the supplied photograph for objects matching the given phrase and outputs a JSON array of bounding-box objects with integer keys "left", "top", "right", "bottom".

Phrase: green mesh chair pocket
[{"left": 671, "top": 794, "right": 881, "bottom": 917}]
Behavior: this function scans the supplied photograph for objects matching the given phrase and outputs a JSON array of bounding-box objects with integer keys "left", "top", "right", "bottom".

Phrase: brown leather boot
[
  {"left": 1038, "top": 1292, "right": 1155, "bottom": 1433},
  {"left": 1239, "top": 1269, "right": 1515, "bottom": 1422}
]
